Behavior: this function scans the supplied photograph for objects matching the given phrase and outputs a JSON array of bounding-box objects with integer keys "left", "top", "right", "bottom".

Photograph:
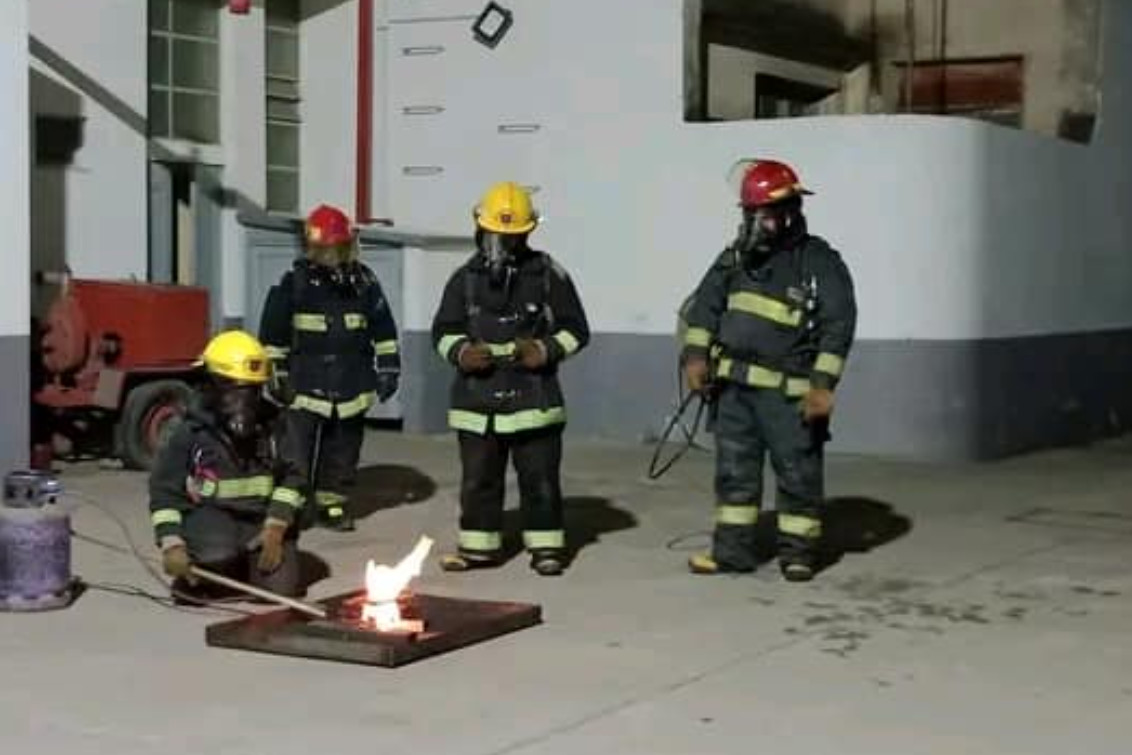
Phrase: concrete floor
[{"left": 2, "top": 431, "right": 1131, "bottom": 754}]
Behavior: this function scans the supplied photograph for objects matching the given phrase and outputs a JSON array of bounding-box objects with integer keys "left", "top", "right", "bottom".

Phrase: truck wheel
[{"left": 119, "top": 380, "right": 192, "bottom": 470}]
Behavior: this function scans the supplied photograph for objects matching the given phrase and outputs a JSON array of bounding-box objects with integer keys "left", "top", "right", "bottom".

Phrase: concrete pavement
[{"left": 2, "top": 431, "right": 1130, "bottom": 754}]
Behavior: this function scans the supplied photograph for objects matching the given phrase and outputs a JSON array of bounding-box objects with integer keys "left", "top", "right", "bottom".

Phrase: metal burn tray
[{"left": 205, "top": 591, "right": 542, "bottom": 668}]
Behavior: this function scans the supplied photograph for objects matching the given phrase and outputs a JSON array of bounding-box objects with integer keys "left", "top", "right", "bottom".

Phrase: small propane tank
[{"left": 0, "top": 470, "right": 74, "bottom": 611}]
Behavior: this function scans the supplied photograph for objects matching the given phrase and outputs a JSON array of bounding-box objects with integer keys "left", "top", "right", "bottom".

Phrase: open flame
[{"left": 361, "top": 535, "right": 434, "bottom": 632}]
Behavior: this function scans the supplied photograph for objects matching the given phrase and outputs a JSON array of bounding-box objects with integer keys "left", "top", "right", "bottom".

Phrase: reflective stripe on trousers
[
  {"left": 716, "top": 503, "right": 759, "bottom": 526},
  {"left": 448, "top": 407, "right": 567, "bottom": 435},
  {"left": 459, "top": 530, "right": 502, "bottom": 552}
]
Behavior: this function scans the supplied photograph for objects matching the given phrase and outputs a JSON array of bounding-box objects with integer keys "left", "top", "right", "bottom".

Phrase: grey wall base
[
  {"left": 837, "top": 330, "right": 1132, "bottom": 460},
  {"left": 400, "top": 331, "right": 455, "bottom": 433},
  {"left": 400, "top": 329, "right": 1132, "bottom": 462},
  {"left": 2, "top": 335, "right": 29, "bottom": 473}
]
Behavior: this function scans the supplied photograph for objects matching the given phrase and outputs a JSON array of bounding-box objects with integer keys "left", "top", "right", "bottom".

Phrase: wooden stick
[{"left": 190, "top": 566, "right": 328, "bottom": 619}]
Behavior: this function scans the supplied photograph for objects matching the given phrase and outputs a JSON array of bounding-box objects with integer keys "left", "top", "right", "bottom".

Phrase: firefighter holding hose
[{"left": 682, "top": 160, "right": 857, "bottom": 582}]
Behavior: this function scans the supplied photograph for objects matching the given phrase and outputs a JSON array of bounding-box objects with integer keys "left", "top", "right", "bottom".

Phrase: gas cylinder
[{"left": 0, "top": 470, "right": 74, "bottom": 611}]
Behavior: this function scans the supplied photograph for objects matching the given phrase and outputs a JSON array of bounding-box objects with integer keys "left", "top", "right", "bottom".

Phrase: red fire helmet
[
  {"left": 730, "top": 159, "right": 814, "bottom": 208},
  {"left": 305, "top": 204, "right": 354, "bottom": 247}
]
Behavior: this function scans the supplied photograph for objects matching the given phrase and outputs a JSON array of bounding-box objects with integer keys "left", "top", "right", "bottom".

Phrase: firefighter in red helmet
[
  {"left": 259, "top": 204, "right": 400, "bottom": 532},
  {"left": 681, "top": 159, "right": 857, "bottom": 581}
]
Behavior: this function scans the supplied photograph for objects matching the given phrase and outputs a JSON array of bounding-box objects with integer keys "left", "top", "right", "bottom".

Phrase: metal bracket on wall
[
  {"left": 497, "top": 123, "right": 541, "bottom": 134},
  {"left": 402, "top": 166, "right": 445, "bottom": 177},
  {"left": 401, "top": 46, "right": 445, "bottom": 56},
  {"left": 403, "top": 106, "right": 446, "bottom": 116}
]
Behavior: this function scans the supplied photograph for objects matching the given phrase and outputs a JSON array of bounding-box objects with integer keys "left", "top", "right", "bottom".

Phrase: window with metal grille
[
  {"left": 266, "top": 0, "right": 301, "bottom": 214},
  {"left": 148, "top": 0, "right": 221, "bottom": 144}
]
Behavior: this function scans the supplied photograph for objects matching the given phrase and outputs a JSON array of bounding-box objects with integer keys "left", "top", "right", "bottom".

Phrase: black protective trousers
[
  {"left": 282, "top": 408, "right": 365, "bottom": 523},
  {"left": 182, "top": 506, "right": 300, "bottom": 596},
  {"left": 456, "top": 426, "right": 566, "bottom": 556},
  {"left": 710, "top": 383, "right": 827, "bottom": 570}
]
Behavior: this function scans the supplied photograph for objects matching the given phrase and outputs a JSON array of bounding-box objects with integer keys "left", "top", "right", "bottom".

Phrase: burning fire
[{"left": 361, "top": 535, "right": 434, "bottom": 632}]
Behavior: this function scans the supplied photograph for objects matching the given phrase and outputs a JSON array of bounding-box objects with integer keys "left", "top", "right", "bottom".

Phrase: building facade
[{"left": 3, "top": 0, "right": 1131, "bottom": 470}]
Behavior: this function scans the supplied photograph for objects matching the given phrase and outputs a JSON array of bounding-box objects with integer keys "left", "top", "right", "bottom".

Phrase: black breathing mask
[
  {"left": 477, "top": 230, "right": 526, "bottom": 287},
  {"left": 214, "top": 380, "right": 262, "bottom": 442},
  {"left": 736, "top": 198, "right": 804, "bottom": 258}
]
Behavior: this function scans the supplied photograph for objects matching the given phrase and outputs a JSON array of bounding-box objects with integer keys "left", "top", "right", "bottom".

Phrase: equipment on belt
[
  {"left": 0, "top": 470, "right": 75, "bottom": 612},
  {"left": 33, "top": 275, "right": 210, "bottom": 470}
]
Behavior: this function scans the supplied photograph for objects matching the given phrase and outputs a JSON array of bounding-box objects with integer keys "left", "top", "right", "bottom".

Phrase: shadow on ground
[
  {"left": 348, "top": 464, "right": 438, "bottom": 521},
  {"left": 821, "top": 496, "right": 913, "bottom": 558},
  {"left": 667, "top": 496, "right": 912, "bottom": 573},
  {"left": 297, "top": 550, "right": 332, "bottom": 593},
  {"left": 494, "top": 496, "right": 639, "bottom": 567}
]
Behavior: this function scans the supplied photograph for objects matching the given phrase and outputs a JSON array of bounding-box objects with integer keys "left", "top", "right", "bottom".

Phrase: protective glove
[
  {"left": 256, "top": 520, "right": 288, "bottom": 574},
  {"left": 162, "top": 544, "right": 196, "bottom": 583},
  {"left": 515, "top": 338, "right": 548, "bottom": 370},
  {"left": 684, "top": 358, "right": 710, "bottom": 393},
  {"left": 458, "top": 342, "right": 494, "bottom": 374},
  {"left": 801, "top": 388, "right": 835, "bottom": 422},
  {"left": 375, "top": 370, "right": 400, "bottom": 402}
]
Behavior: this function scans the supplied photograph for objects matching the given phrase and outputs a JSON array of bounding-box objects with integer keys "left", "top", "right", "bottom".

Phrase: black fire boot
[
  {"left": 688, "top": 553, "right": 756, "bottom": 575},
  {"left": 313, "top": 488, "right": 356, "bottom": 532},
  {"left": 320, "top": 509, "right": 356, "bottom": 532},
  {"left": 779, "top": 556, "right": 816, "bottom": 583},
  {"left": 439, "top": 550, "right": 501, "bottom": 572},
  {"left": 530, "top": 550, "right": 565, "bottom": 577}
]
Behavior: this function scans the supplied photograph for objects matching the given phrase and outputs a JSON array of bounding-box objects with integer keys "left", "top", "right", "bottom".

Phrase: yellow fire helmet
[
  {"left": 473, "top": 181, "right": 538, "bottom": 235},
  {"left": 197, "top": 330, "right": 270, "bottom": 384}
]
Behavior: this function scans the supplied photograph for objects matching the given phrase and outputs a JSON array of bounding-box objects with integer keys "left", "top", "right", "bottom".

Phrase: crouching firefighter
[
  {"left": 683, "top": 159, "right": 857, "bottom": 582},
  {"left": 259, "top": 204, "right": 401, "bottom": 532},
  {"left": 149, "top": 331, "right": 304, "bottom": 599},
  {"left": 432, "top": 181, "right": 590, "bottom": 576}
]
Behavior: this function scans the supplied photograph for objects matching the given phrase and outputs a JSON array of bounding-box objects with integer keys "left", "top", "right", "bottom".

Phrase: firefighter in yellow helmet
[
  {"left": 431, "top": 182, "right": 591, "bottom": 576},
  {"left": 148, "top": 330, "right": 304, "bottom": 600}
]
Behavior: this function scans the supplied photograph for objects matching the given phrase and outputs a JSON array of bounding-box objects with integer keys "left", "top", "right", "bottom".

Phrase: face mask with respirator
[
  {"left": 736, "top": 200, "right": 802, "bottom": 258},
  {"left": 478, "top": 231, "right": 526, "bottom": 286},
  {"left": 215, "top": 382, "right": 262, "bottom": 441}
]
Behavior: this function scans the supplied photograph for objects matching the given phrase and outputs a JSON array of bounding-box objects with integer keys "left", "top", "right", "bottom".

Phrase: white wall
[
  {"left": 400, "top": 246, "right": 472, "bottom": 330},
  {"left": 1, "top": 0, "right": 30, "bottom": 336},
  {"left": 29, "top": 0, "right": 147, "bottom": 281},
  {"left": 381, "top": 0, "right": 1132, "bottom": 341},
  {"left": 300, "top": 0, "right": 358, "bottom": 216}
]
